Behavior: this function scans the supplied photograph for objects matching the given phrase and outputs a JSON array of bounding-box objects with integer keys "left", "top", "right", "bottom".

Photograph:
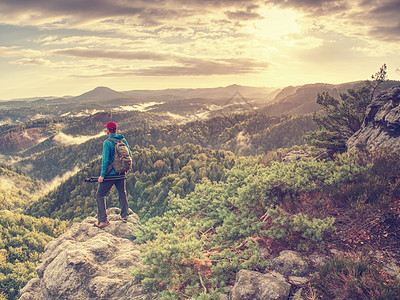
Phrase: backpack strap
[
  {"left": 105, "top": 165, "right": 113, "bottom": 176},
  {"left": 105, "top": 138, "right": 118, "bottom": 176},
  {"left": 107, "top": 138, "right": 117, "bottom": 144}
]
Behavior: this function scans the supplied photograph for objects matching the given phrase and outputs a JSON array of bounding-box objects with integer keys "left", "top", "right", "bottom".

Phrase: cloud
[
  {"left": 11, "top": 58, "right": 50, "bottom": 65},
  {"left": 86, "top": 57, "right": 269, "bottom": 77},
  {"left": 137, "top": 7, "right": 197, "bottom": 27},
  {"left": 0, "top": 0, "right": 261, "bottom": 29},
  {"left": 0, "top": 0, "right": 144, "bottom": 25},
  {"left": 37, "top": 35, "right": 154, "bottom": 47},
  {"left": 267, "top": 0, "right": 400, "bottom": 43},
  {"left": 54, "top": 48, "right": 171, "bottom": 61},
  {"left": 369, "top": 23, "right": 400, "bottom": 41},
  {"left": 225, "top": 5, "right": 263, "bottom": 21},
  {"left": 368, "top": 0, "right": 400, "bottom": 16},
  {"left": 0, "top": 0, "right": 210, "bottom": 28},
  {"left": 0, "top": 46, "right": 22, "bottom": 57},
  {"left": 0, "top": 0, "right": 398, "bottom": 100},
  {"left": 114, "top": 102, "right": 162, "bottom": 112},
  {"left": 365, "top": 1, "right": 400, "bottom": 41},
  {"left": 0, "top": 46, "right": 42, "bottom": 57},
  {"left": 235, "top": 131, "right": 252, "bottom": 155},
  {"left": 53, "top": 132, "right": 105, "bottom": 146},
  {"left": 294, "top": 35, "right": 368, "bottom": 63},
  {"left": 0, "top": 176, "right": 17, "bottom": 190},
  {"left": 267, "top": 0, "right": 349, "bottom": 15},
  {"left": 1, "top": 0, "right": 399, "bottom": 40},
  {"left": 2, "top": 0, "right": 396, "bottom": 50},
  {"left": 36, "top": 166, "right": 81, "bottom": 195}
]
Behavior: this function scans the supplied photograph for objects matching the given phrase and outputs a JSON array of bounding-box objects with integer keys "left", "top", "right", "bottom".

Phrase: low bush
[
  {"left": 312, "top": 253, "right": 400, "bottom": 299},
  {"left": 266, "top": 207, "right": 335, "bottom": 251}
]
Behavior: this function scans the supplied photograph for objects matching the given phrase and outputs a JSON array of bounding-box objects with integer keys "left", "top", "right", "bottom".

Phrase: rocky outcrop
[
  {"left": 18, "top": 208, "right": 153, "bottom": 300},
  {"left": 229, "top": 250, "right": 310, "bottom": 300},
  {"left": 347, "top": 86, "right": 400, "bottom": 151},
  {"left": 230, "top": 270, "right": 291, "bottom": 300}
]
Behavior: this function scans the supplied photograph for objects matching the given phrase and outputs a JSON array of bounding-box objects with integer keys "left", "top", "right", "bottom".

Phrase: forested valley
[{"left": 1, "top": 75, "right": 400, "bottom": 299}]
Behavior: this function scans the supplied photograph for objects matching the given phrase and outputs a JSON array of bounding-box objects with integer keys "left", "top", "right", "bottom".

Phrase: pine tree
[{"left": 305, "top": 64, "right": 387, "bottom": 154}]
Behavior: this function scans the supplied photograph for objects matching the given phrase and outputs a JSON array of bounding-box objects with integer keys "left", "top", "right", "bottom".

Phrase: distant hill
[
  {"left": 0, "top": 84, "right": 279, "bottom": 125},
  {"left": 260, "top": 80, "right": 400, "bottom": 116},
  {"left": 124, "top": 84, "right": 279, "bottom": 102},
  {"left": 3, "top": 82, "right": 398, "bottom": 127},
  {"left": 71, "top": 86, "right": 132, "bottom": 102}
]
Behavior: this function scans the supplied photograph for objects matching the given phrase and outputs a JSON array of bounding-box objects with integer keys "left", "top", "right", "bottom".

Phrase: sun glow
[{"left": 250, "top": 8, "right": 301, "bottom": 40}]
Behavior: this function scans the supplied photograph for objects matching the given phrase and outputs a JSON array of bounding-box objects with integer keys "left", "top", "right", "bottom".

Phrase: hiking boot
[
  {"left": 94, "top": 220, "right": 110, "bottom": 228},
  {"left": 120, "top": 216, "right": 128, "bottom": 223}
]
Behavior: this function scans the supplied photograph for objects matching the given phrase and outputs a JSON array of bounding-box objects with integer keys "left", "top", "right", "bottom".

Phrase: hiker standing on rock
[{"left": 95, "top": 121, "right": 132, "bottom": 228}]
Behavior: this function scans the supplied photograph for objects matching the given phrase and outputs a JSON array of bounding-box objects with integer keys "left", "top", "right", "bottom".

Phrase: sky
[{"left": 0, "top": 0, "right": 399, "bottom": 100}]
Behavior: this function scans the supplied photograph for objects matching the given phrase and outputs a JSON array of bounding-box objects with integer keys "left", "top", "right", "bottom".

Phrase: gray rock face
[
  {"left": 230, "top": 269, "right": 291, "bottom": 300},
  {"left": 269, "top": 250, "right": 309, "bottom": 277},
  {"left": 347, "top": 86, "right": 400, "bottom": 151},
  {"left": 18, "top": 208, "right": 152, "bottom": 300}
]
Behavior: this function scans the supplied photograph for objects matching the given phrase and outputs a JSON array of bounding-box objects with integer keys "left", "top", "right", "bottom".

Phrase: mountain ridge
[{"left": 3, "top": 81, "right": 400, "bottom": 106}]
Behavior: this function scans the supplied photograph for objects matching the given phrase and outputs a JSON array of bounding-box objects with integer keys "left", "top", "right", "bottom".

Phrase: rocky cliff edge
[
  {"left": 18, "top": 208, "right": 153, "bottom": 300},
  {"left": 347, "top": 86, "right": 400, "bottom": 151}
]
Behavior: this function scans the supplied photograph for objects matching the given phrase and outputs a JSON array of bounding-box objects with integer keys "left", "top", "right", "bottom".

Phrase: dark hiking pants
[{"left": 96, "top": 178, "right": 128, "bottom": 223}]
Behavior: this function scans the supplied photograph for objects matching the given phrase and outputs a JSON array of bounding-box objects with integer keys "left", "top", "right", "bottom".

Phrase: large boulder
[
  {"left": 347, "top": 86, "right": 400, "bottom": 151},
  {"left": 18, "top": 208, "right": 152, "bottom": 300},
  {"left": 230, "top": 269, "right": 291, "bottom": 300}
]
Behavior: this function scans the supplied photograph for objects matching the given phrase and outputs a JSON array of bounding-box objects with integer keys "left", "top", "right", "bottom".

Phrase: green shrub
[
  {"left": 266, "top": 207, "right": 335, "bottom": 251},
  {"left": 134, "top": 155, "right": 360, "bottom": 298},
  {"left": 134, "top": 148, "right": 399, "bottom": 299},
  {"left": 328, "top": 148, "right": 400, "bottom": 207}
]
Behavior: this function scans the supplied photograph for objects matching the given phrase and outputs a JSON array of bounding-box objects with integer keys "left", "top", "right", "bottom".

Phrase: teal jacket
[{"left": 100, "top": 134, "right": 132, "bottom": 177}]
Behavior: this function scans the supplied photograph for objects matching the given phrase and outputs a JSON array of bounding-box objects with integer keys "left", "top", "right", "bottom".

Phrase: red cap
[{"left": 104, "top": 121, "right": 117, "bottom": 130}]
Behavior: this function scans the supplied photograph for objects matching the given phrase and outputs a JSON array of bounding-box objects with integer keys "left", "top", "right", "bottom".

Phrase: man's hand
[{"left": 98, "top": 176, "right": 104, "bottom": 182}]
